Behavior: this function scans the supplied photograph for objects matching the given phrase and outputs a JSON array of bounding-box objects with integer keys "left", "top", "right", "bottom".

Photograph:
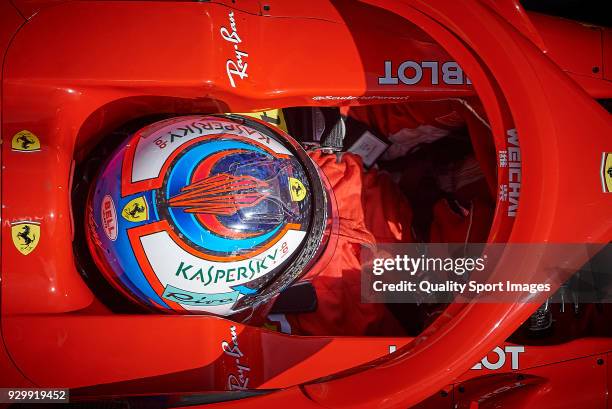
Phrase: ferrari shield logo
[
  {"left": 121, "top": 196, "right": 149, "bottom": 222},
  {"left": 602, "top": 153, "right": 612, "bottom": 193},
  {"left": 289, "top": 177, "right": 307, "bottom": 202},
  {"left": 11, "top": 221, "right": 40, "bottom": 255},
  {"left": 11, "top": 130, "right": 41, "bottom": 152}
]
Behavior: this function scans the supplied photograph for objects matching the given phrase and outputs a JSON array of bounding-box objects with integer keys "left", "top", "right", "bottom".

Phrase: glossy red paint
[
  {"left": 0, "top": 1, "right": 610, "bottom": 408},
  {"left": 453, "top": 355, "right": 607, "bottom": 409},
  {"left": 604, "top": 29, "right": 612, "bottom": 83},
  {"left": 196, "top": 340, "right": 612, "bottom": 409},
  {"left": 528, "top": 12, "right": 612, "bottom": 98},
  {"left": 529, "top": 12, "right": 604, "bottom": 80}
]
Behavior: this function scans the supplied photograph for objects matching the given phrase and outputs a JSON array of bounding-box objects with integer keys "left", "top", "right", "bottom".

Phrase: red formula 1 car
[{"left": 1, "top": 0, "right": 611, "bottom": 408}]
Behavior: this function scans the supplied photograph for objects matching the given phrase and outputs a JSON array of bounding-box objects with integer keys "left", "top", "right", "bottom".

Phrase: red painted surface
[
  {"left": 529, "top": 12, "right": 604, "bottom": 80},
  {"left": 0, "top": 1, "right": 610, "bottom": 408},
  {"left": 453, "top": 354, "right": 607, "bottom": 409},
  {"left": 604, "top": 29, "right": 612, "bottom": 83}
]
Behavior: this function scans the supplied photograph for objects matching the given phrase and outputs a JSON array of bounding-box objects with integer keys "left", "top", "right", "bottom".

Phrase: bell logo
[
  {"left": 101, "top": 195, "right": 118, "bottom": 241},
  {"left": 471, "top": 345, "right": 525, "bottom": 370}
]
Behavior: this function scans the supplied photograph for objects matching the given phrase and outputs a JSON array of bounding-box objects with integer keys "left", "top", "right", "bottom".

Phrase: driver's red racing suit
[{"left": 266, "top": 101, "right": 496, "bottom": 336}]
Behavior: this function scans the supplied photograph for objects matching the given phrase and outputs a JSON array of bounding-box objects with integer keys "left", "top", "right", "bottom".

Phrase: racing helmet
[{"left": 86, "top": 114, "right": 330, "bottom": 318}]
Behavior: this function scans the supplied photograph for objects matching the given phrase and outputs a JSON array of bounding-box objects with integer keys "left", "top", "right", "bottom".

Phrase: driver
[{"left": 86, "top": 114, "right": 408, "bottom": 334}]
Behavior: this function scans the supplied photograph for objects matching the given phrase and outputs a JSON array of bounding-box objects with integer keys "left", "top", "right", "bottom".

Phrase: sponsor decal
[
  {"left": 288, "top": 177, "right": 307, "bottom": 202},
  {"left": 133, "top": 117, "right": 291, "bottom": 185},
  {"left": 150, "top": 120, "right": 269, "bottom": 151},
  {"left": 162, "top": 285, "right": 238, "bottom": 306},
  {"left": 11, "top": 130, "right": 40, "bottom": 152},
  {"left": 121, "top": 196, "right": 149, "bottom": 222},
  {"left": 137, "top": 229, "right": 304, "bottom": 301},
  {"left": 101, "top": 195, "right": 118, "bottom": 241},
  {"left": 222, "top": 326, "right": 250, "bottom": 391},
  {"left": 312, "top": 95, "right": 412, "bottom": 101},
  {"left": 173, "top": 248, "right": 279, "bottom": 286},
  {"left": 497, "top": 129, "right": 521, "bottom": 216},
  {"left": 220, "top": 11, "right": 248, "bottom": 87},
  {"left": 378, "top": 60, "right": 471, "bottom": 86},
  {"left": 472, "top": 345, "right": 525, "bottom": 370},
  {"left": 498, "top": 150, "right": 508, "bottom": 168},
  {"left": 11, "top": 221, "right": 40, "bottom": 255},
  {"left": 601, "top": 152, "right": 612, "bottom": 193},
  {"left": 506, "top": 129, "right": 521, "bottom": 217}
]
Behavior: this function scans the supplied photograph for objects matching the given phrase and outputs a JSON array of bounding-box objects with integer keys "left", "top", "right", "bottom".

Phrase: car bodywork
[{"left": 1, "top": 0, "right": 611, "bottom": 408}]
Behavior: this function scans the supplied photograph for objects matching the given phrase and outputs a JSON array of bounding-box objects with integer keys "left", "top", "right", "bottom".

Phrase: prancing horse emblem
[
  {"left": 11, "top": 130, "right": 41, "bottom": 152},
  {"left": 11, "top": 221, "right": 41, "bottom": 255},
  {"left": 121, "top": 196, "right": 149, "bottom": 222}
]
